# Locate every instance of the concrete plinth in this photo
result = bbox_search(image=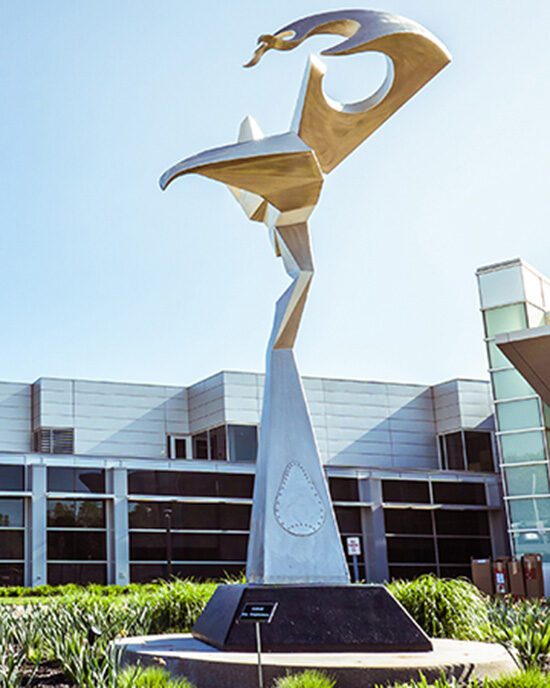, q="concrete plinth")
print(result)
[117,634,516,688]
